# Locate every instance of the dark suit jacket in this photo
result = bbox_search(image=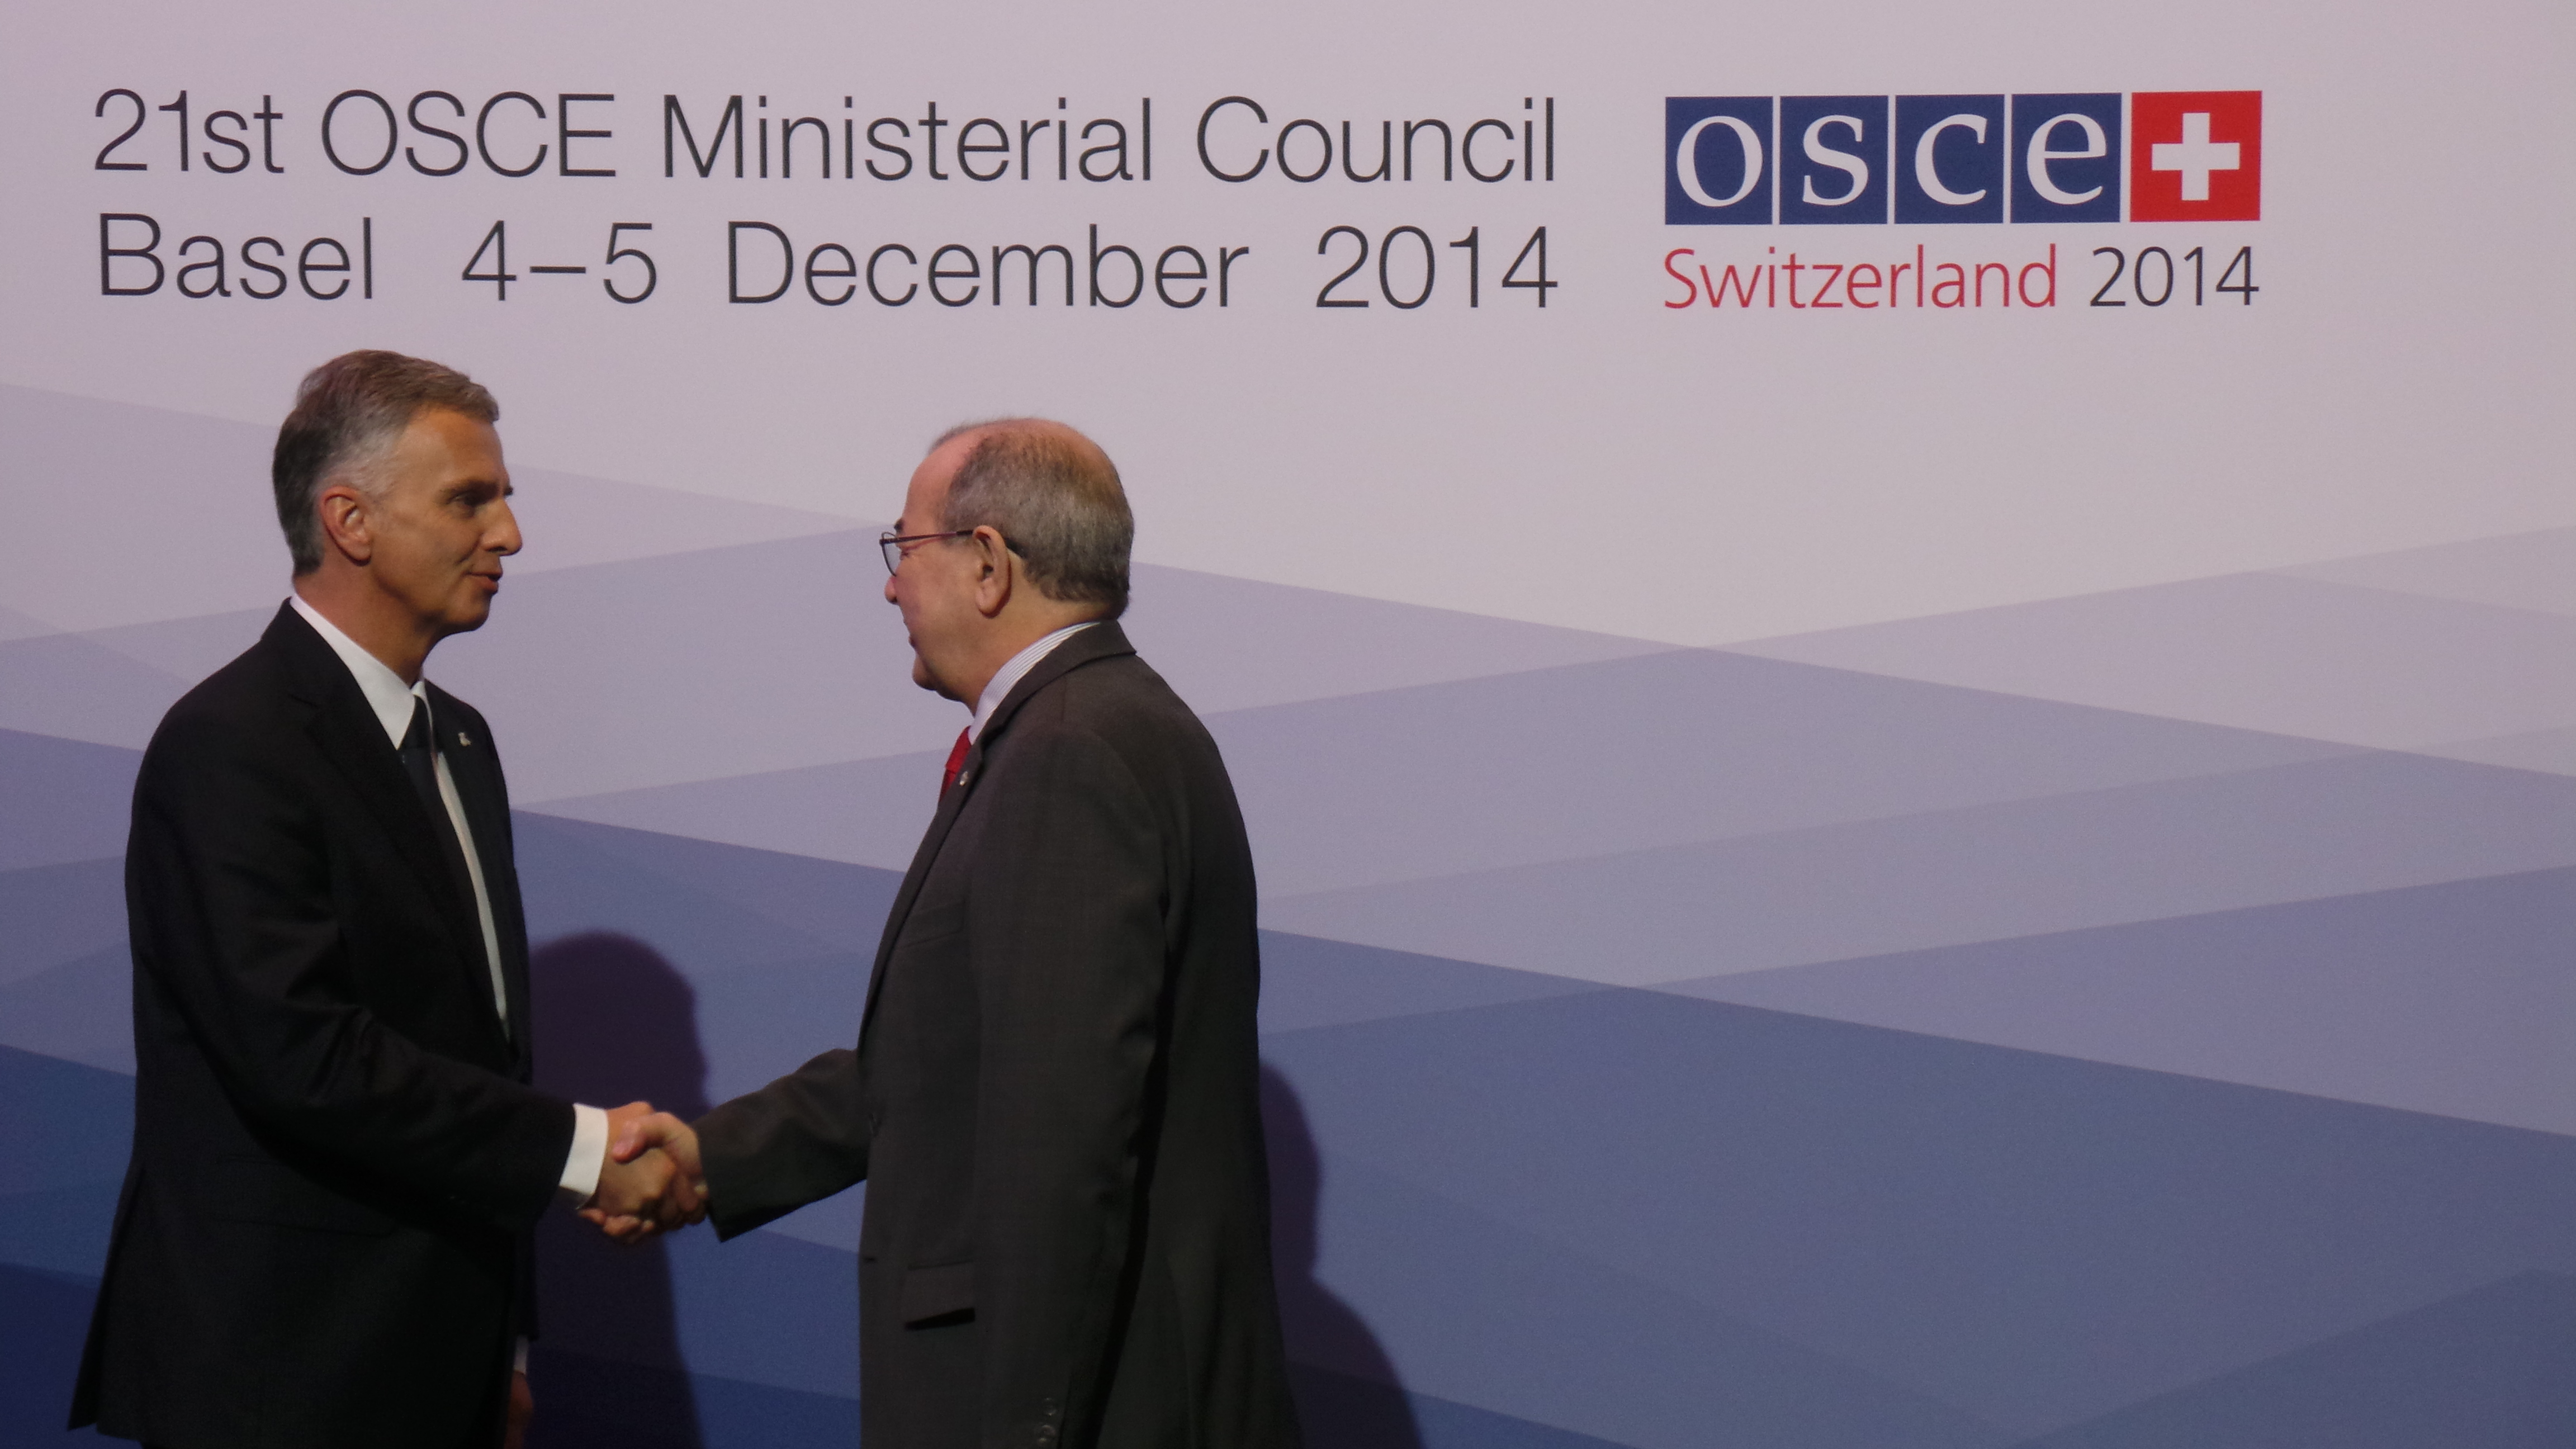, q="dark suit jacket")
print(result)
[695,623,1300,1449]
[72,602,575,1449]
